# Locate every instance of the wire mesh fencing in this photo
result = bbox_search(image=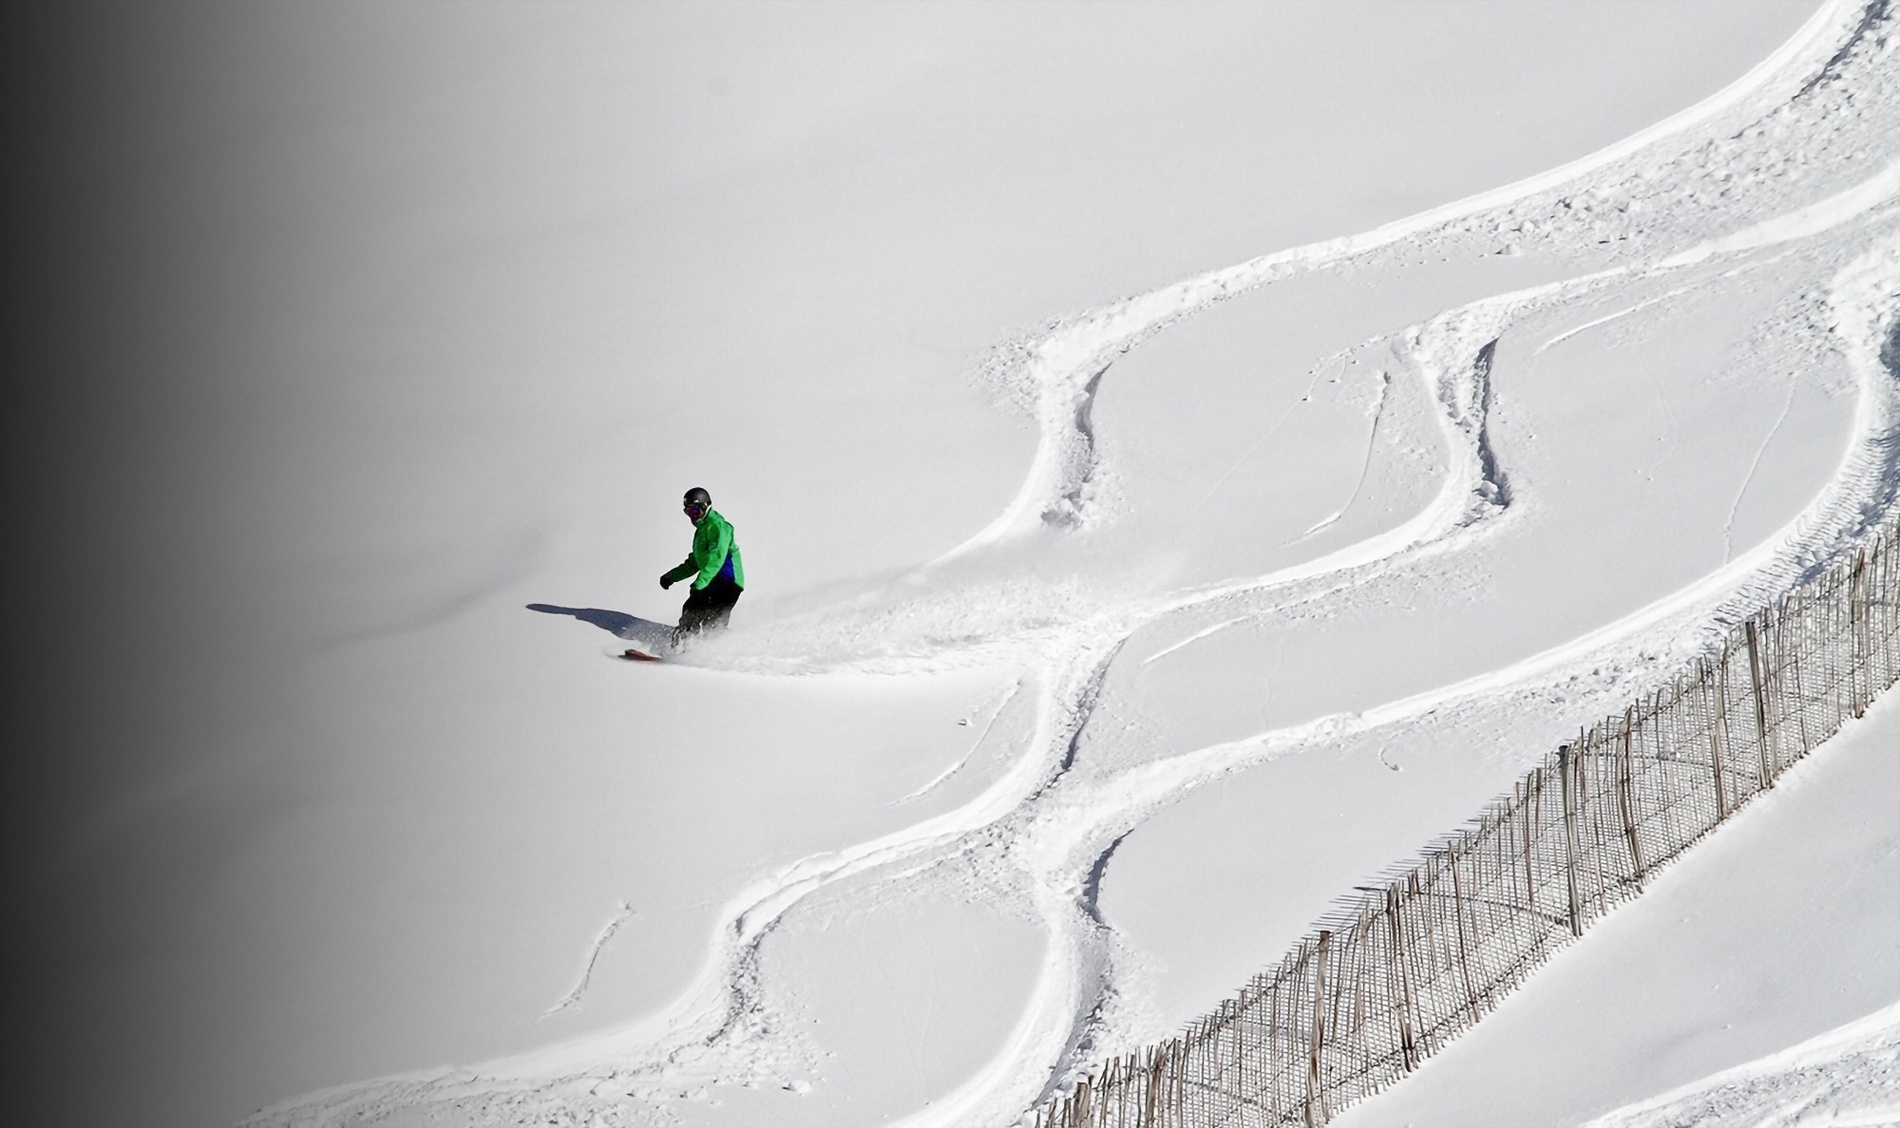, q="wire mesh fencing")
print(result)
[1031,520,1900,1128]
